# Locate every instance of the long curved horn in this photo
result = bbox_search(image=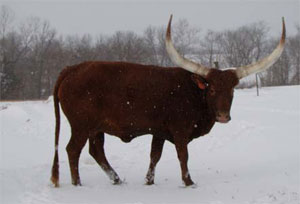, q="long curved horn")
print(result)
[235,17,286,79]
[165,15,210,77]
